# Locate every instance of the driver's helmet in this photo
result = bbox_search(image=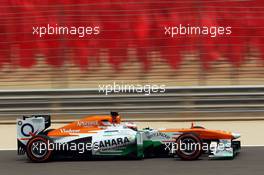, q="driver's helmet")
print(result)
[110,111,121,124]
